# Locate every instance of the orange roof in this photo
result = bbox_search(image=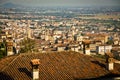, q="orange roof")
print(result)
[105,52,114,58]
[0,52,120,79]
[83,40,91,44]
[31,59,40,65]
